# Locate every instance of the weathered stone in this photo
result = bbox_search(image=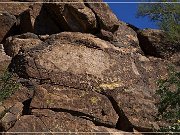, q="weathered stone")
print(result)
[0,44,11,62]
[8,115,49,133]
[84,0,119,32]
[38,34,49,41]
[168,53,180,68]
[98,21,140,53]
[0,102,23,131]
[19,4,61,35]
[0,0,177,133]
[113,22,140,49]
[0,3,31,16]
[9,102,23,114]
[43,1,139,52]
[44,1,97,33]
[7,109,128,134]
[0,112,17,131]
[31,84,119,127]
[137,29,179,58]
[0,106,5,115]
[30,109,126,134]
[9,32,170,131]
[4,33,42,57]
[0,12,17,43]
